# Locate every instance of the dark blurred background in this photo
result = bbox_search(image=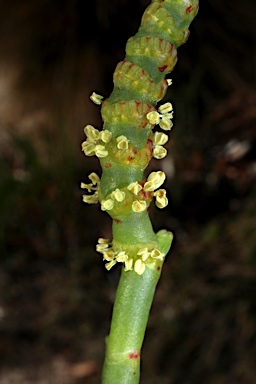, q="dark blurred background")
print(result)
[0,0,256,383]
